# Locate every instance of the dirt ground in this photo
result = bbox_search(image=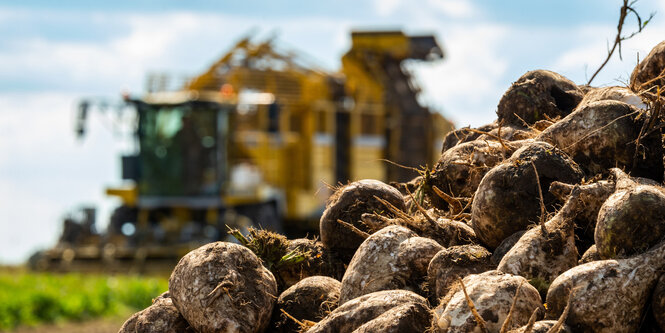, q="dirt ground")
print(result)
[7,317,125,333]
